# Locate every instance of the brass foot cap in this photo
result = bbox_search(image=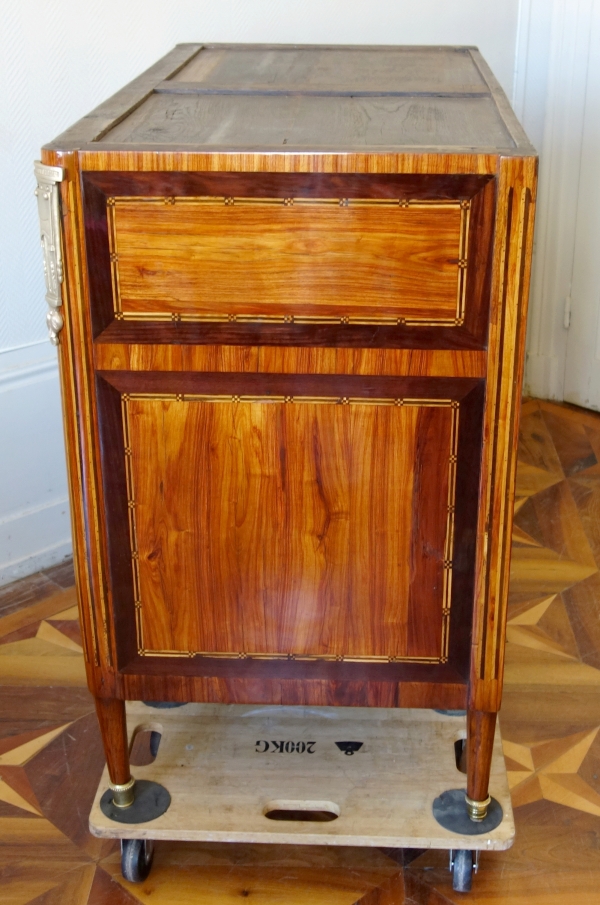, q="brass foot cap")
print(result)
[110,777,135,809]
[465,793,491,822]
